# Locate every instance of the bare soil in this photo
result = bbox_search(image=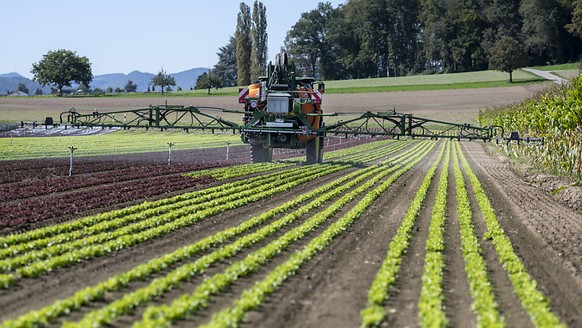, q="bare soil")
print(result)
[0,85,547,124]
